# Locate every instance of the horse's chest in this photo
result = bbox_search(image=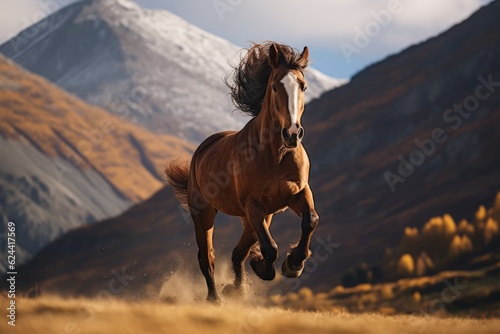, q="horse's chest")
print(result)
[253,179,301,215]
[241,152,309,212]
[257,170,305,203]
